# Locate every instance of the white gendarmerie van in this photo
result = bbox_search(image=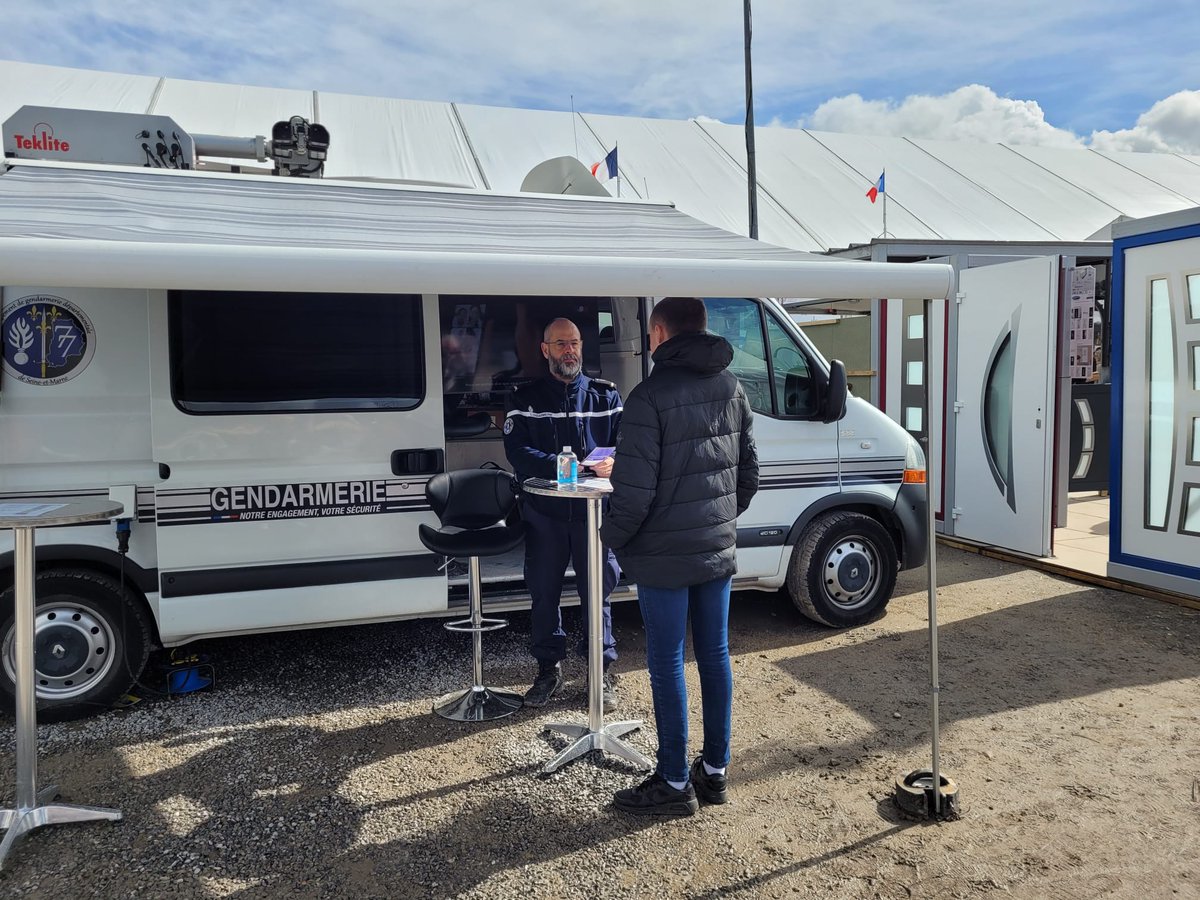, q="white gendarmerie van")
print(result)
[0,111,951,720]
